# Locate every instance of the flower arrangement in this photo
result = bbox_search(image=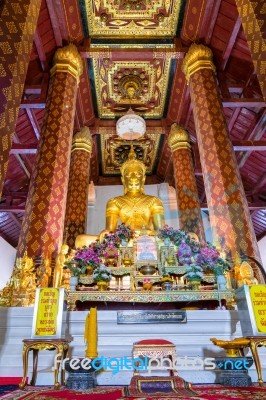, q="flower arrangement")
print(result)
[102,232,121,249]
[183,263,204,282]
[64,246,101,277]
[92,265,112,282]
[115,223,134,241]
[158,225,186,245]
[158,225,231,276]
